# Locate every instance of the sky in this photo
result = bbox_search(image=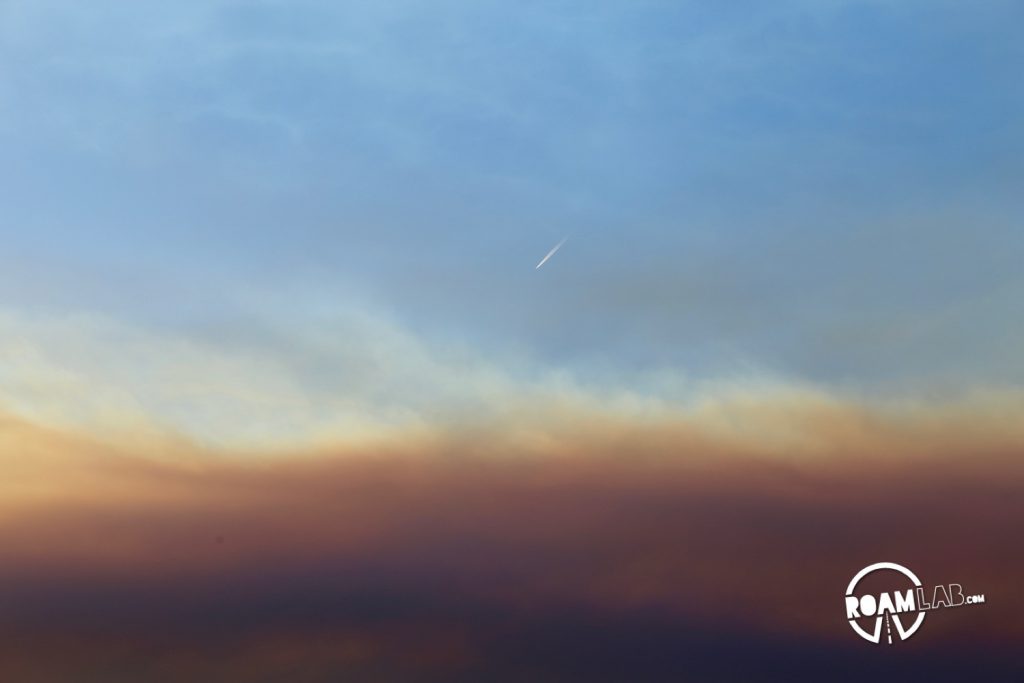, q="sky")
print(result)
[1,1,1023,680]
